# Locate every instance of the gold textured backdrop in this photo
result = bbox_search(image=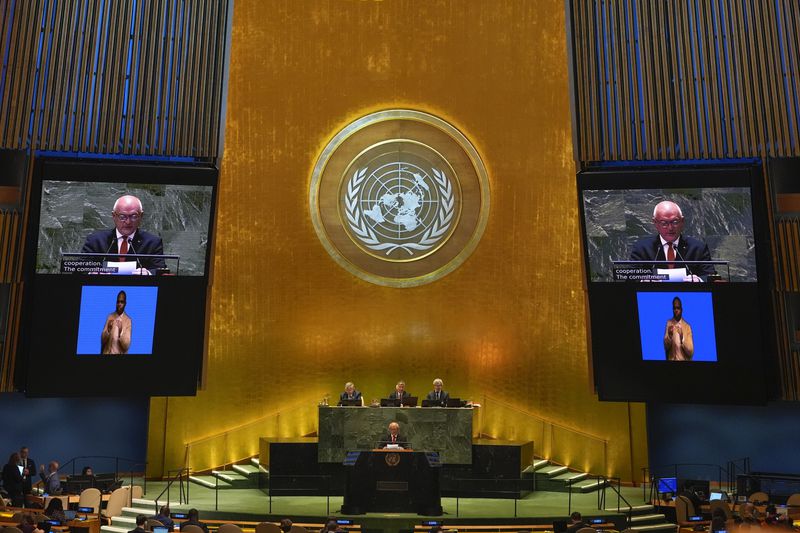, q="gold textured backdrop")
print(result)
[147,0,648,481]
